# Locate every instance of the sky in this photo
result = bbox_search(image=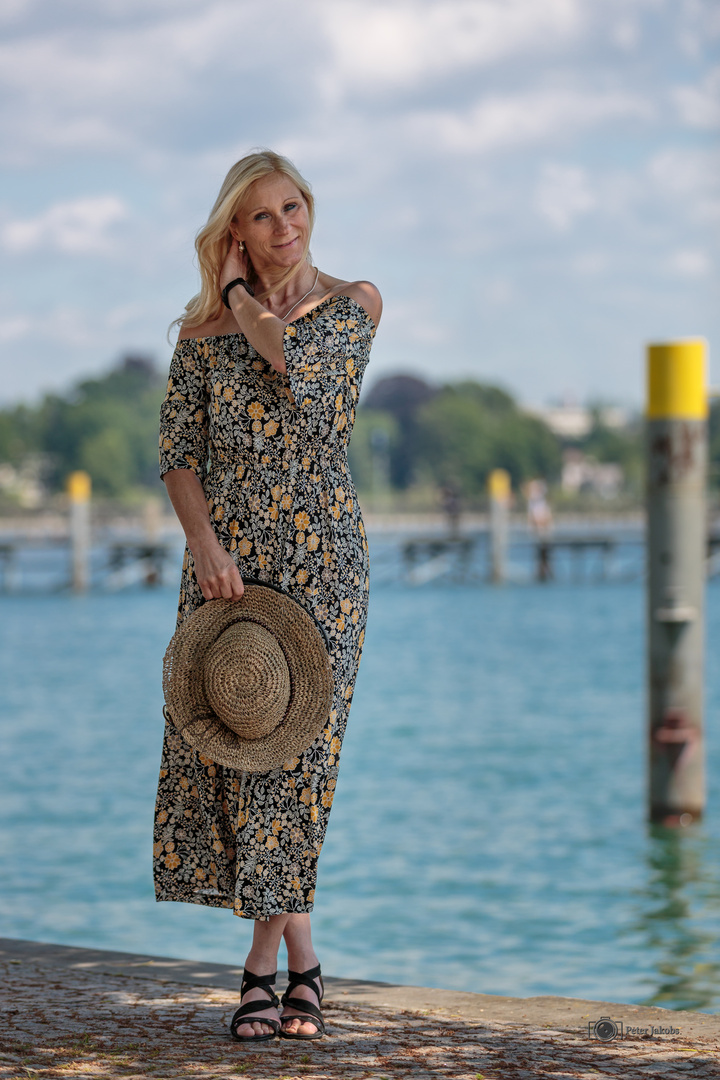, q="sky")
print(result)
[0,0,718,409]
